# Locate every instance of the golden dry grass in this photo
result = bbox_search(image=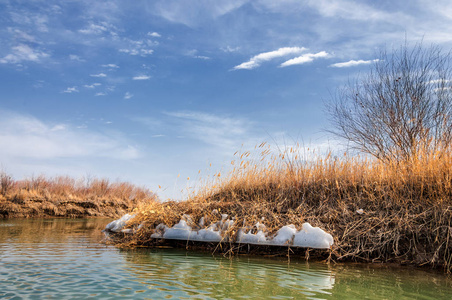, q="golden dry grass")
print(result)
[0,174,157,218]
[118,143,452,273]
